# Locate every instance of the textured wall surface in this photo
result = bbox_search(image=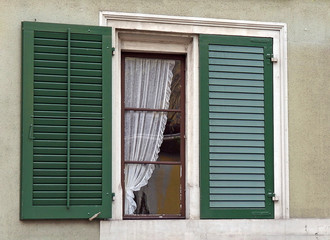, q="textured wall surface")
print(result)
[0,0,329,239]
